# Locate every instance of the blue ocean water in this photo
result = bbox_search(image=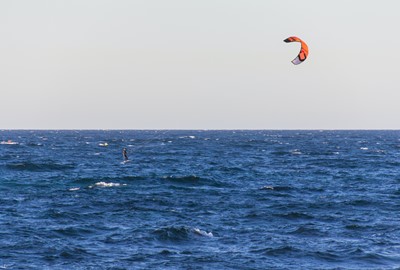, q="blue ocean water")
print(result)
[1,130,399,270]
